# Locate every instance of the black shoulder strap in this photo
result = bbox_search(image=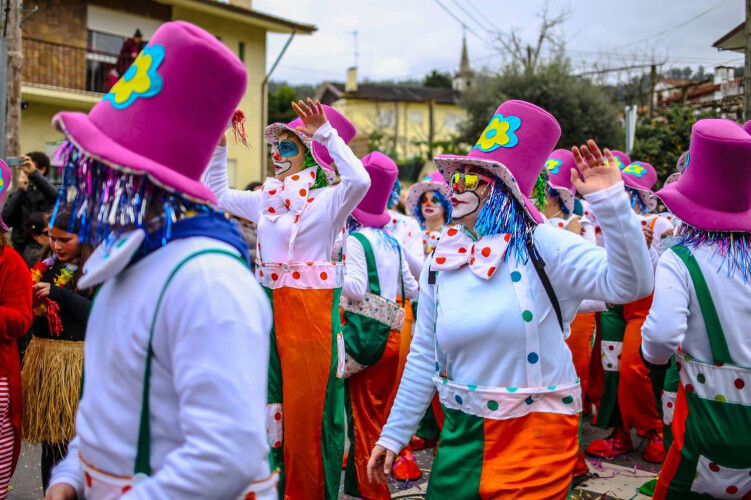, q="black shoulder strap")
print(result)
[526,234,564,332]
[428,249,438,284]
